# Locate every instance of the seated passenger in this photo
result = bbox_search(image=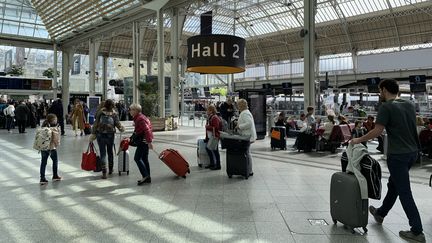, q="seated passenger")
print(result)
[364,115,375,133]
[274,111,286,127]
[352,120,367,147]
[296,113,307,130]
[416,116,425,135]
[322,115,335,141]
[337,115,349,126]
